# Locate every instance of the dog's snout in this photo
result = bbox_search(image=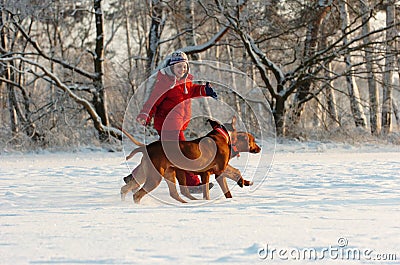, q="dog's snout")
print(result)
[251,146,261,153]
[250,143,261,153]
